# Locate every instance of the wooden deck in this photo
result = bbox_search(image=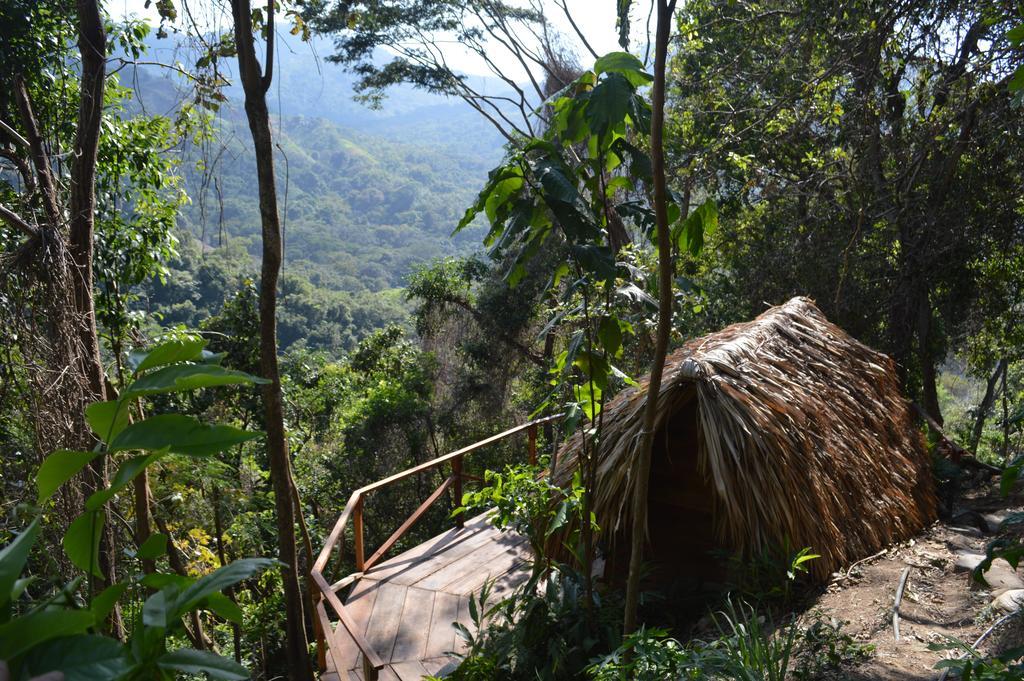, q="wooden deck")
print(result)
[322,513,532,680]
